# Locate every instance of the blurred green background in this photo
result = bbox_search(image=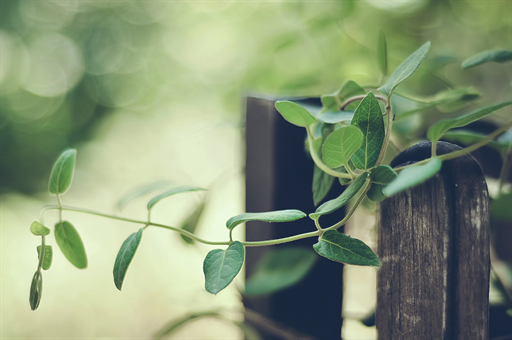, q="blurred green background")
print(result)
[1,0,510,339]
